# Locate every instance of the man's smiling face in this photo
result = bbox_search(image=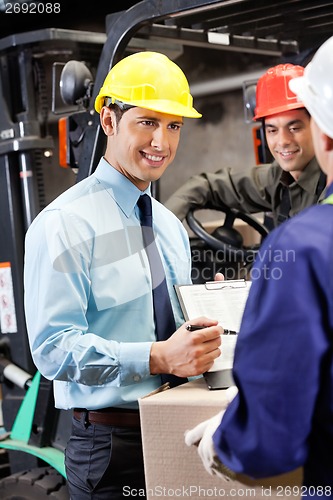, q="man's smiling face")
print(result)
[104,106,183,191]
[264,108,315,180]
